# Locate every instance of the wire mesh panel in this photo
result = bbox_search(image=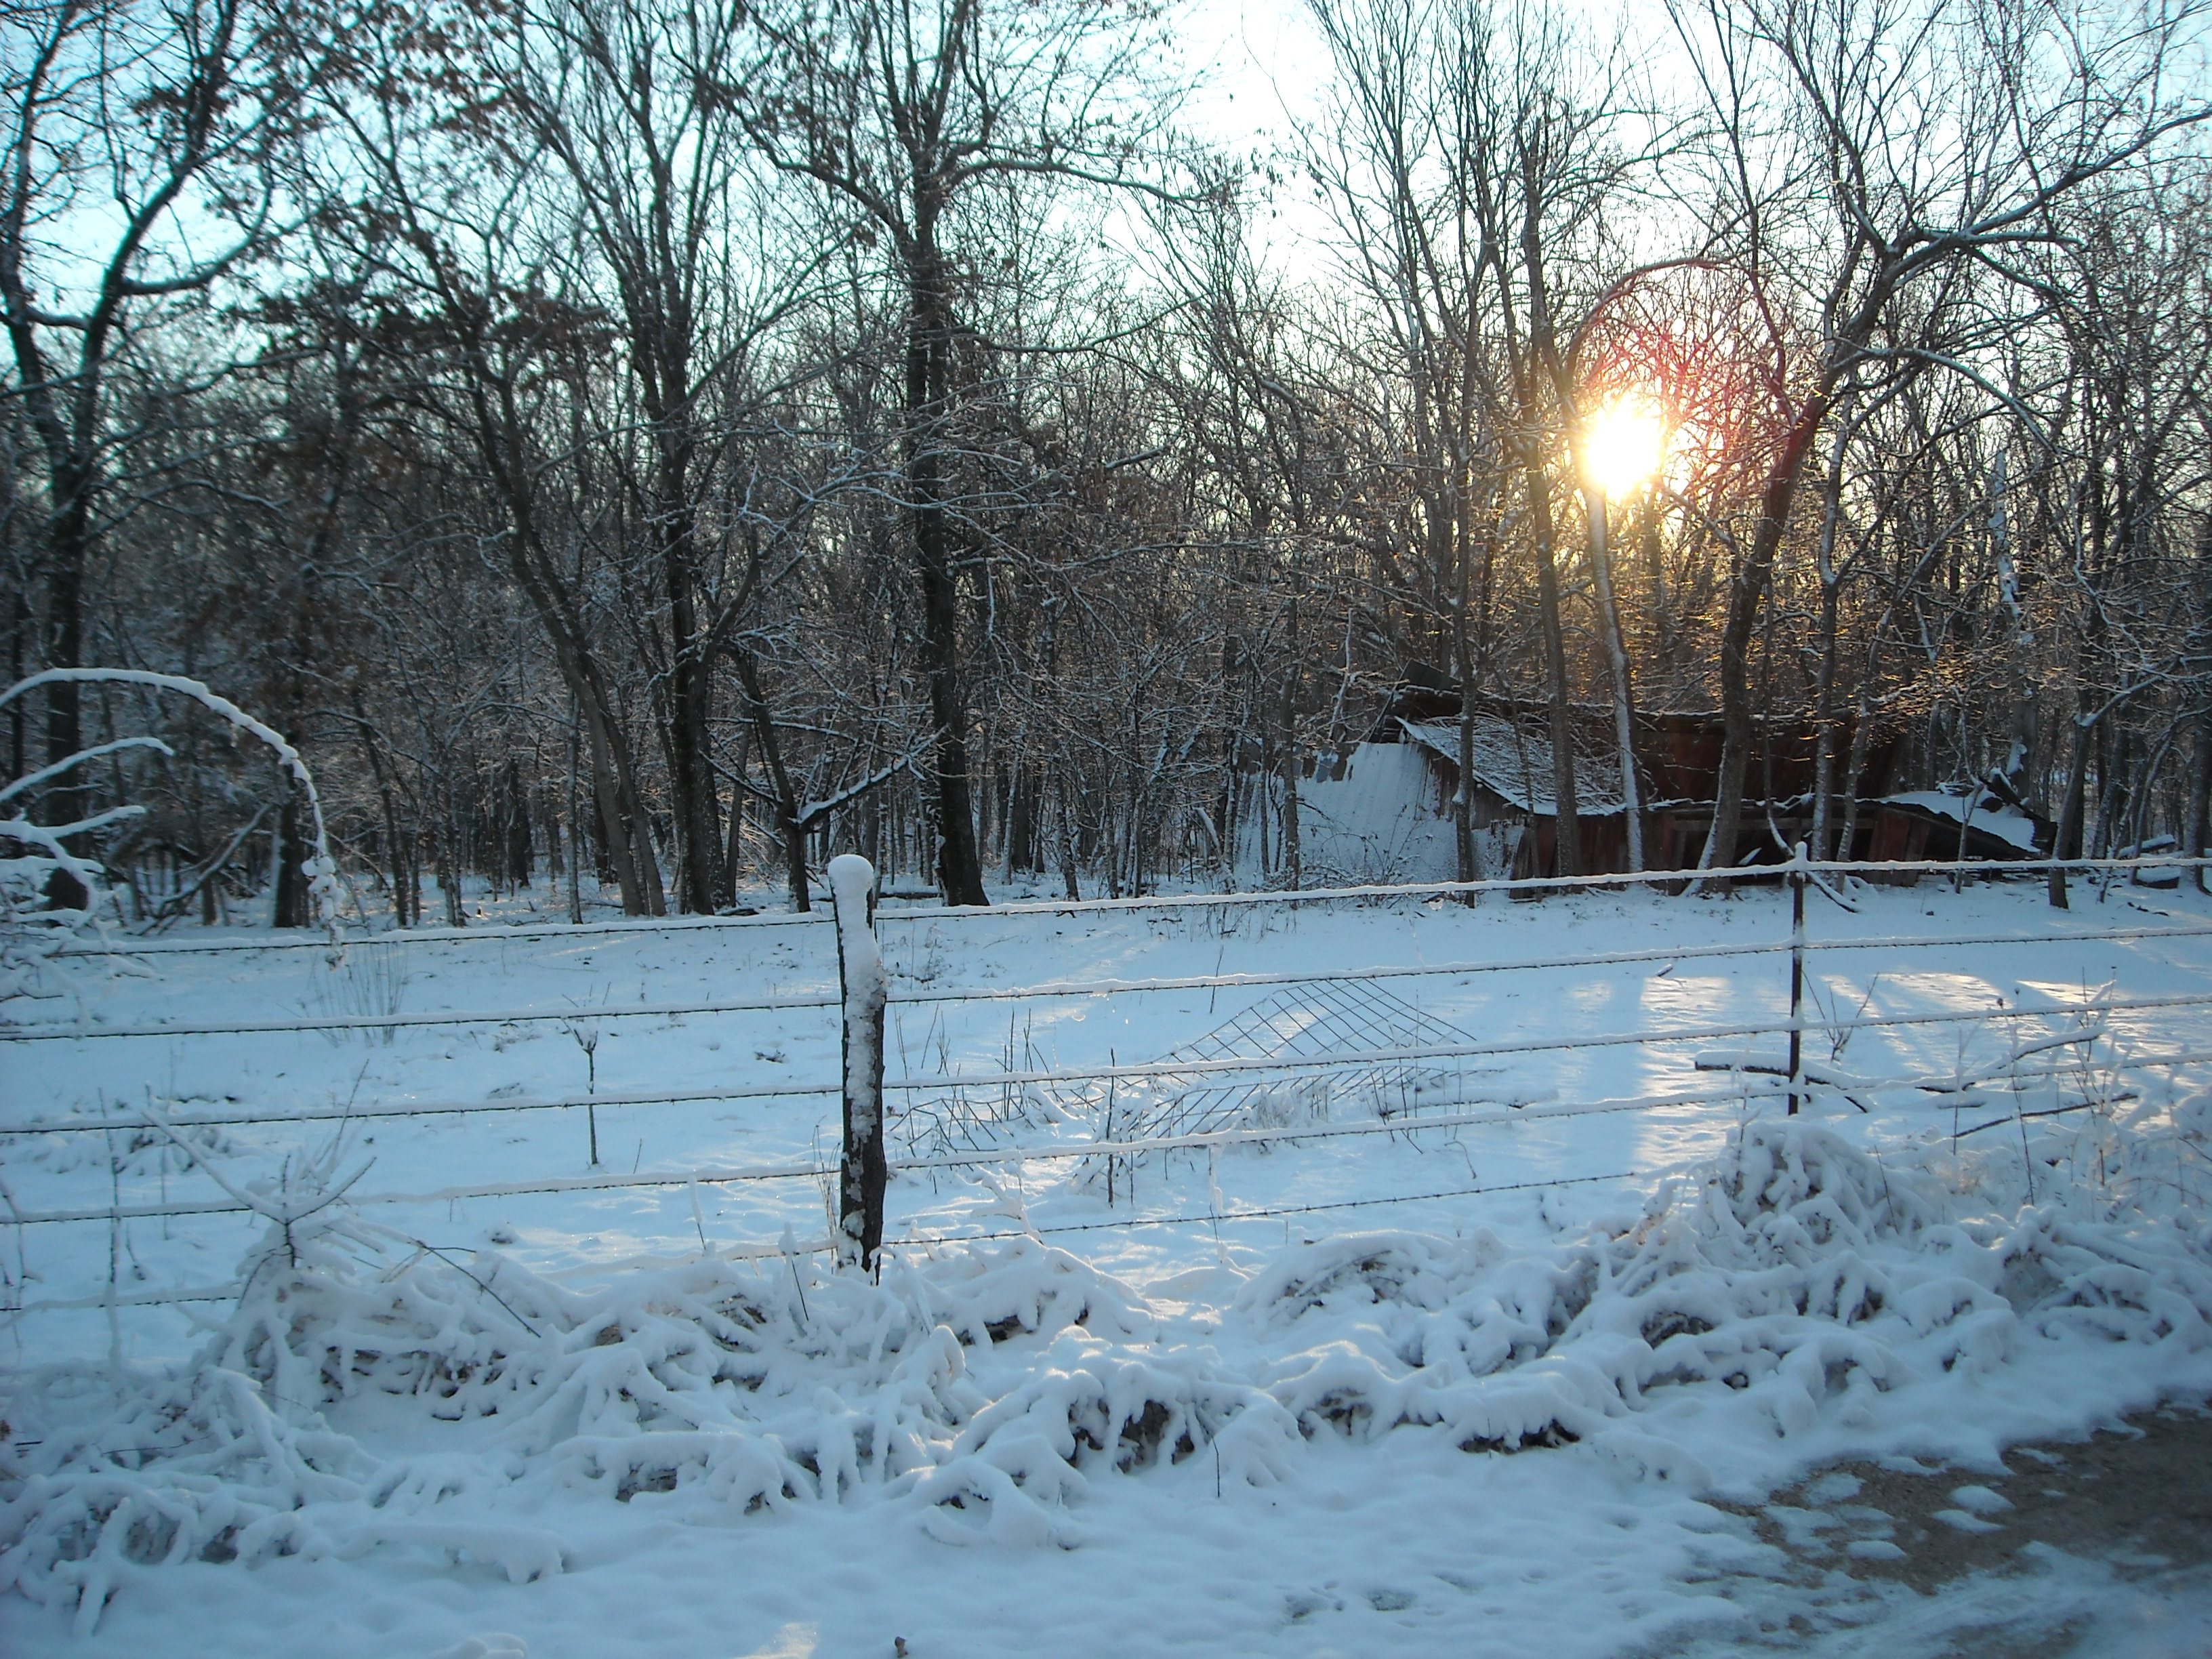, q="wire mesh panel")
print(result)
[1084,980,1489,1162]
